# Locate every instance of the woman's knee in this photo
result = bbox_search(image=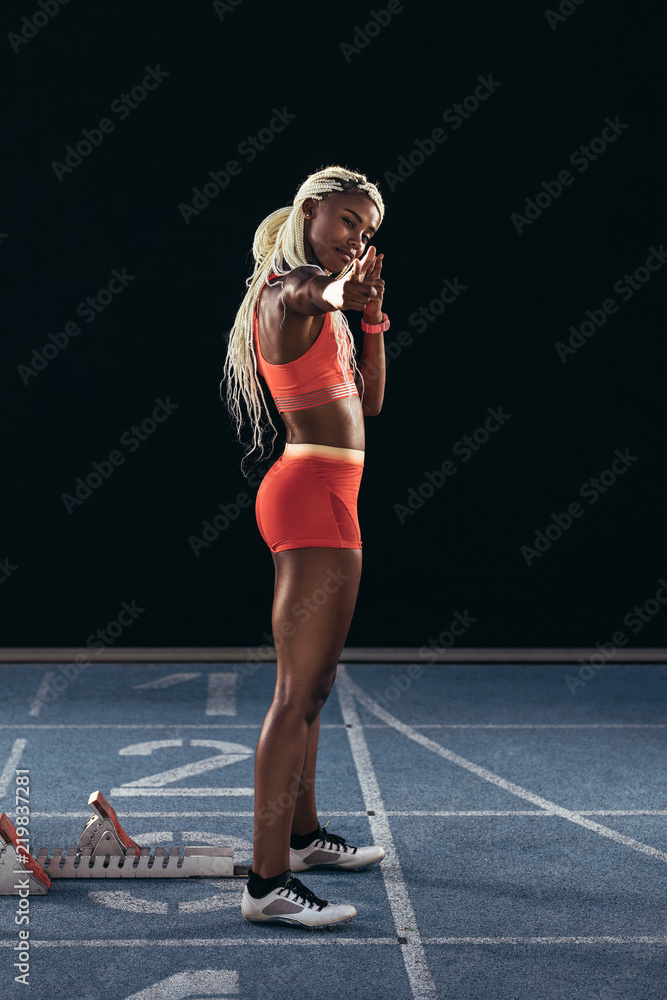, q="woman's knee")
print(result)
[273,675,336,725]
